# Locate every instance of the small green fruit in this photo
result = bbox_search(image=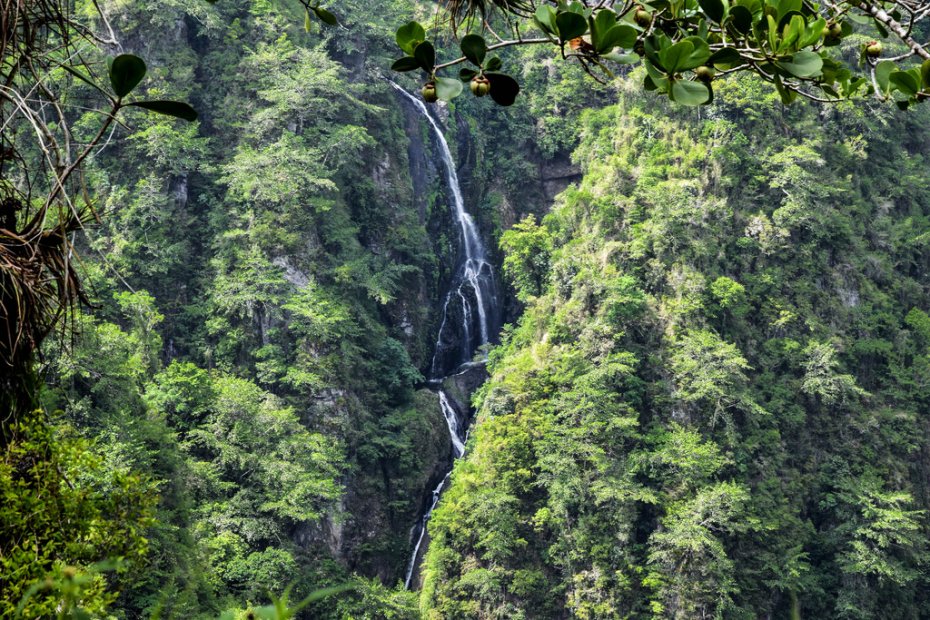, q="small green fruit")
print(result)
[422,81,438,103]
[634,9,651,27]
[866,40,882,57]
[695,65,716,82]
[470,75,491,97]
[829,22,843,38]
